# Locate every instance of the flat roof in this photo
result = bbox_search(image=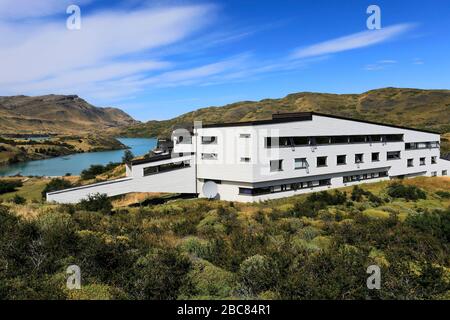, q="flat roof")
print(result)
[200,111,439,134]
